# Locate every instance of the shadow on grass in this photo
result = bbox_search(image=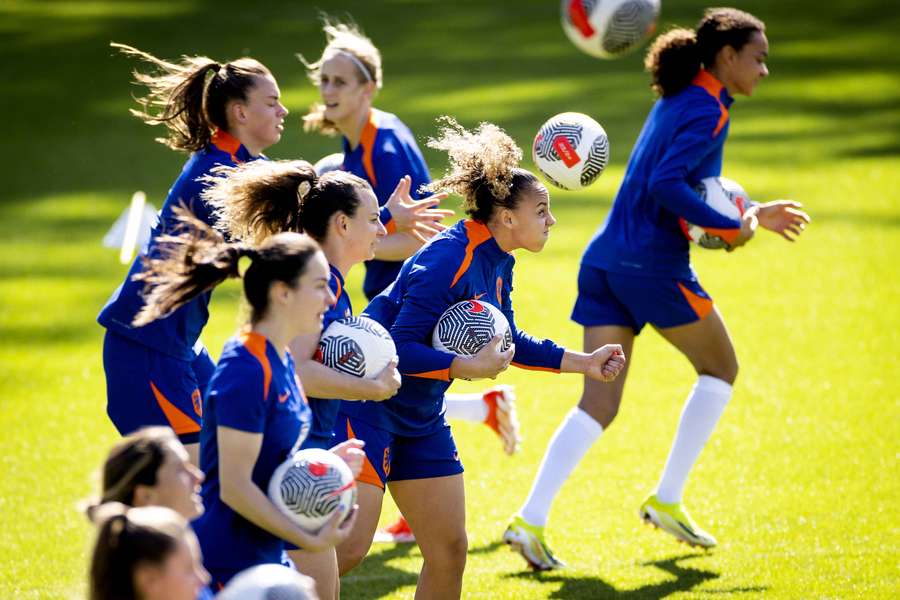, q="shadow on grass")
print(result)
[338,542,418,599]
[503,552,768,599]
